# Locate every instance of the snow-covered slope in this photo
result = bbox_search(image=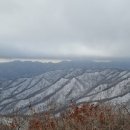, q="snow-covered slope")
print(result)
[0,68,130,114]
